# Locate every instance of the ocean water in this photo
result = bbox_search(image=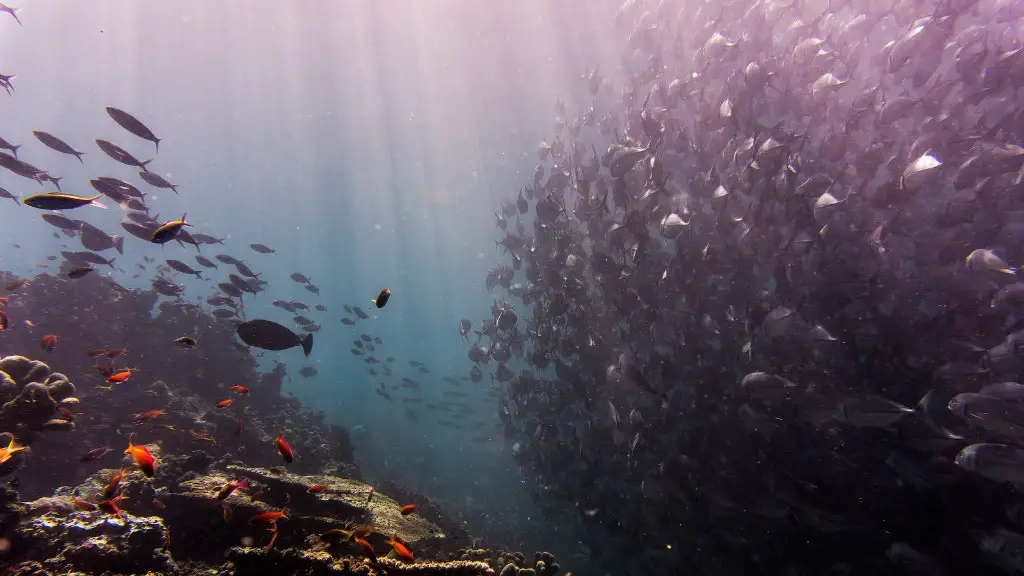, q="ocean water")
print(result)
[0,1,625,572]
